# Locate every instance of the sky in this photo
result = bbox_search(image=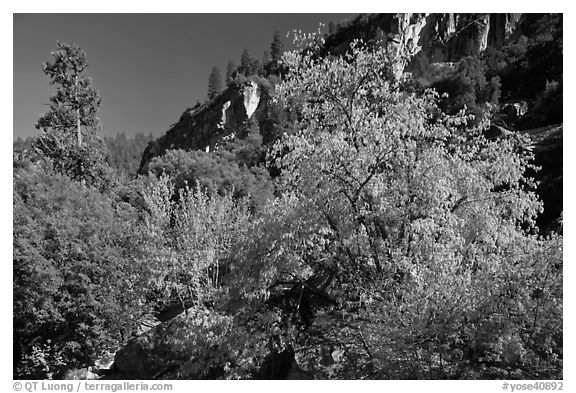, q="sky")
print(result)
[13,13,357,139]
